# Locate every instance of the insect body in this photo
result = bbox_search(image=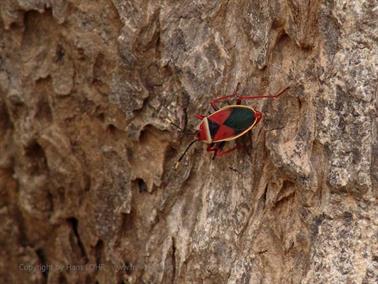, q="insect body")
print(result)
[196,105,262,144]
[175,84,290,168]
